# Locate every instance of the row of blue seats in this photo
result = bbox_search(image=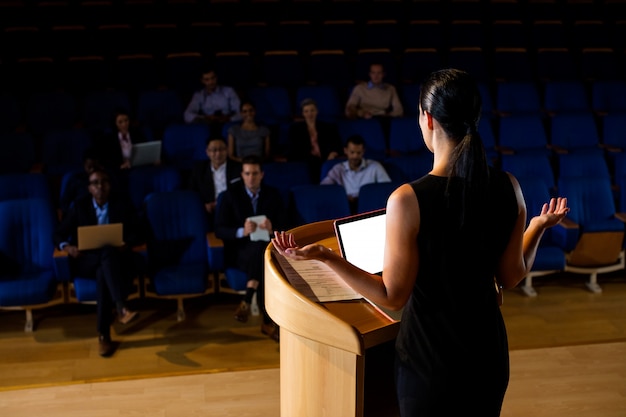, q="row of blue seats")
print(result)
[3,154,625,332]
